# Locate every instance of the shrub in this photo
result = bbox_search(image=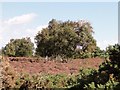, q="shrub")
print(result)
[2,37,34,57]
[70,44,120,89]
